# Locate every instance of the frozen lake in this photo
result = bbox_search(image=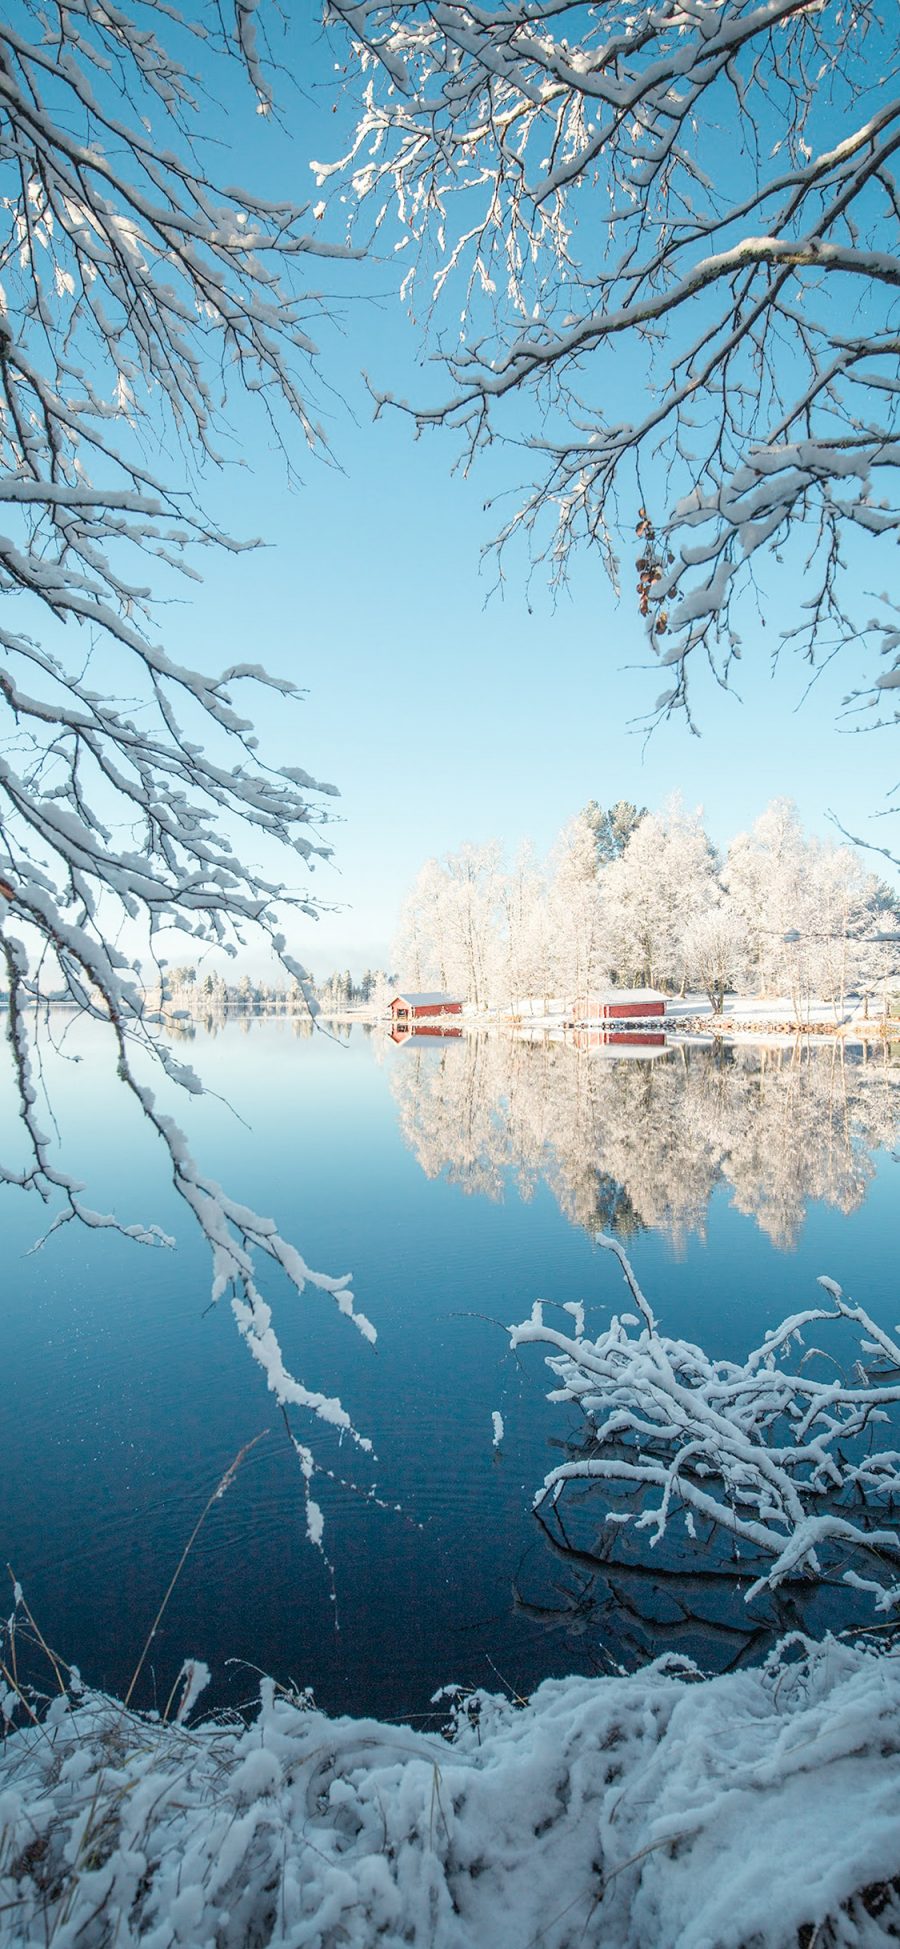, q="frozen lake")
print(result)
[4,1018,899,1722]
